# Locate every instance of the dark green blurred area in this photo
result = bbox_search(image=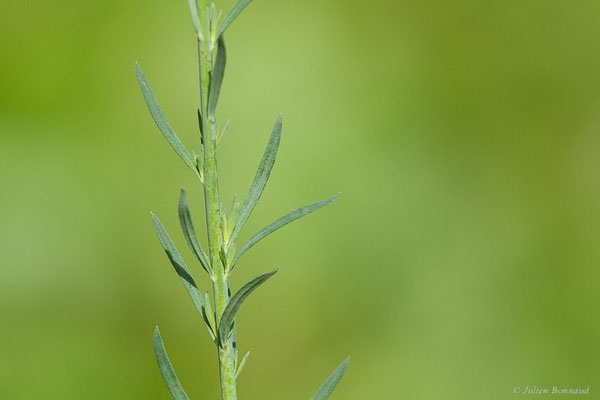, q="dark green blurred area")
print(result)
[2,0,600,398]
